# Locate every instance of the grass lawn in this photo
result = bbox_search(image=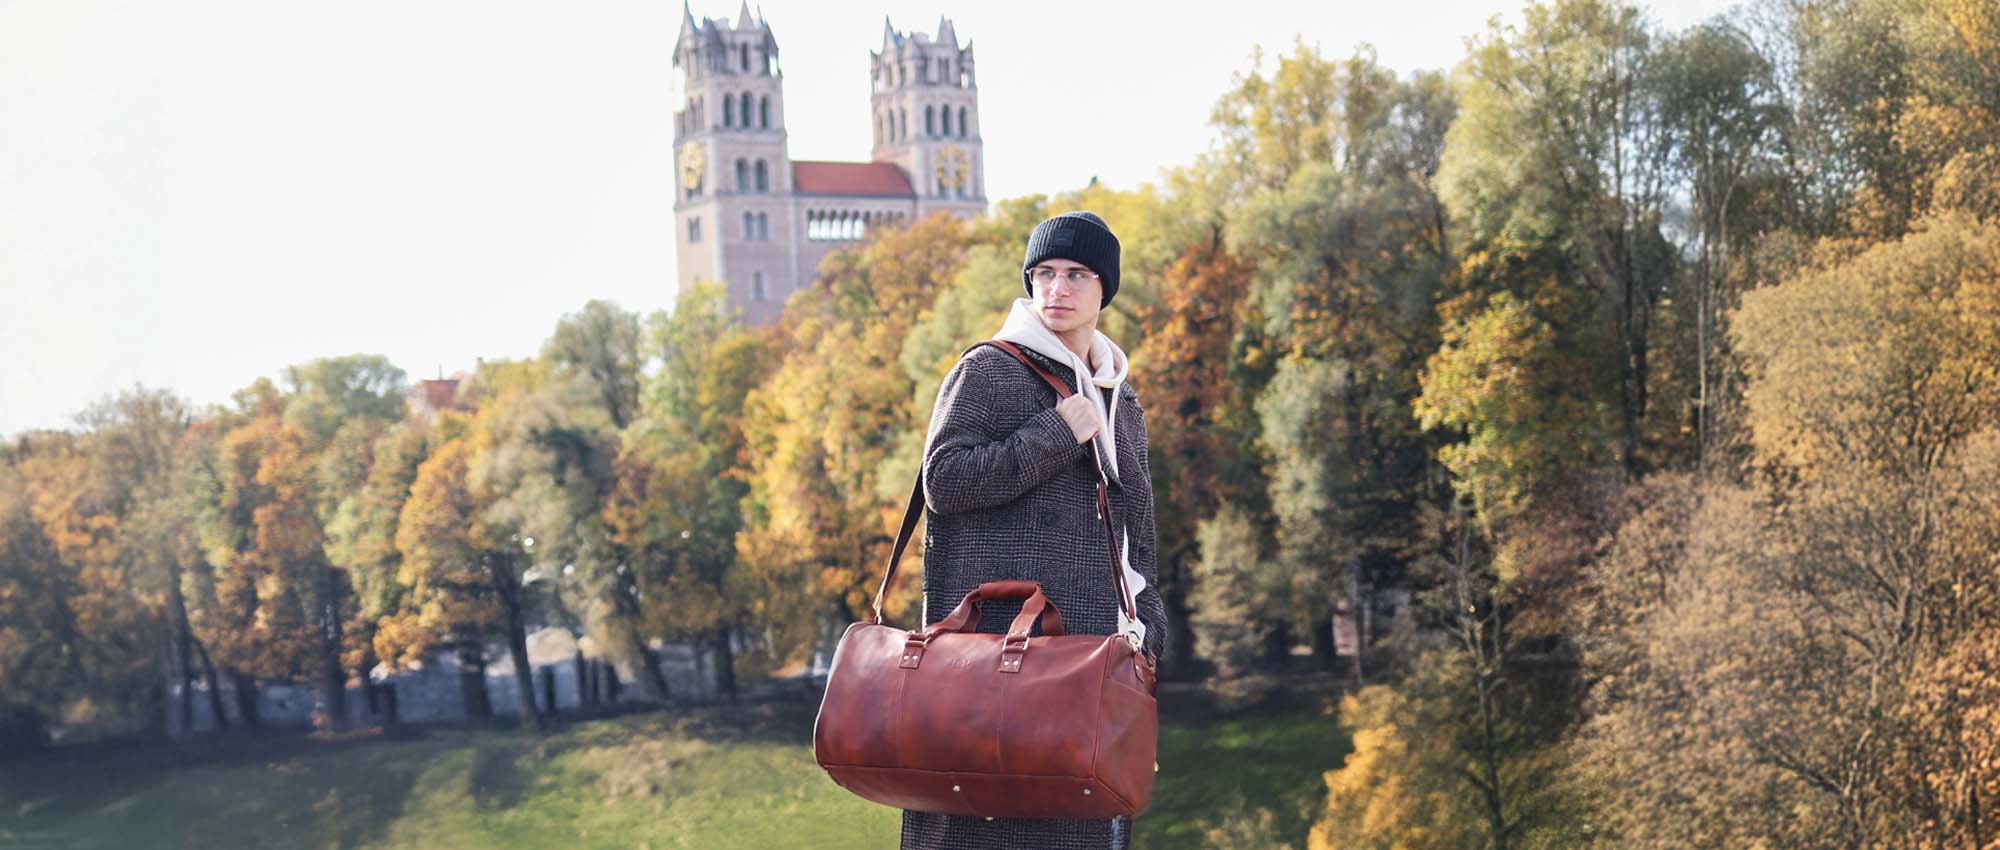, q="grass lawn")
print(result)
[0,677,1350,850]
